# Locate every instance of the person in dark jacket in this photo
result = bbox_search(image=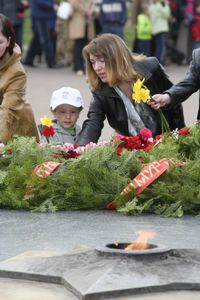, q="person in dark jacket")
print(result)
[0,0,29,50]
[99,0,127,38]
[149,48,200,120]
[76,33,185,146]
[23,0,56,68]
